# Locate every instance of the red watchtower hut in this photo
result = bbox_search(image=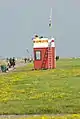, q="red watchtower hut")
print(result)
[33,35,56,70]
